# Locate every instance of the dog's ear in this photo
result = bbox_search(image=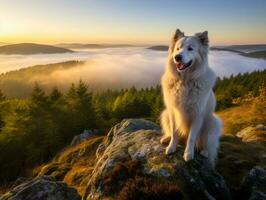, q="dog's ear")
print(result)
[172,29,185,42]
[169,29,184,52]
[195,31,209,46]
